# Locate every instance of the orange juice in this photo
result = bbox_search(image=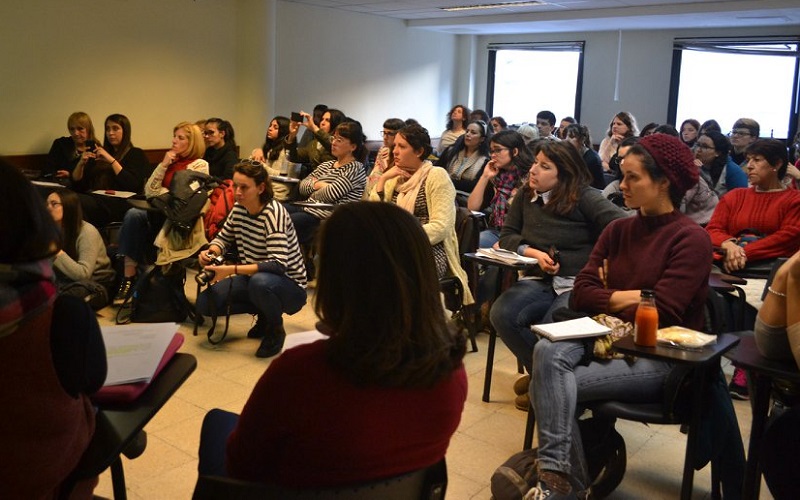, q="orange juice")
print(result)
[634,290,658,347]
